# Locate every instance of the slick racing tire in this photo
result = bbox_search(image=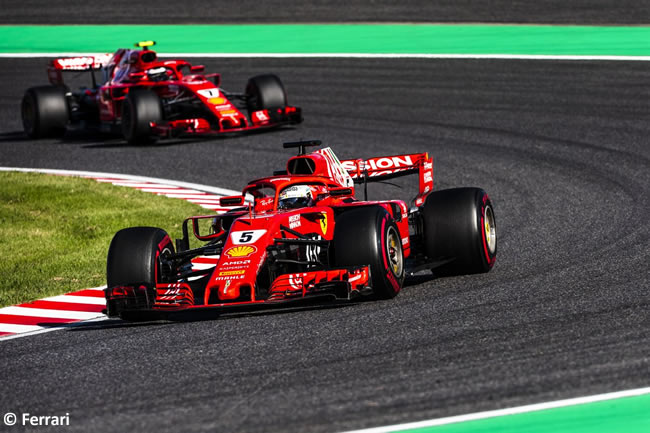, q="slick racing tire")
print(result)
[245,74,288,114]
[21,86,69,138]
[121,88,163,145]
[422,188,497,276]
[107,226,174,287]
[332,206,405,299]
[106,227,174,320]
